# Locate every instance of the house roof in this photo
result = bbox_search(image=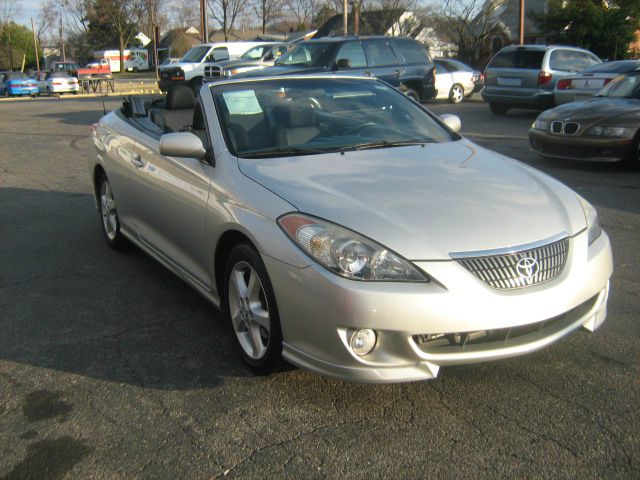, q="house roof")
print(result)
[314,9,422,38]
